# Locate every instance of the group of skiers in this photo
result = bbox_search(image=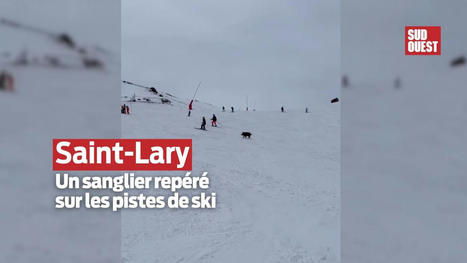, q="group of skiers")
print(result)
[200,114,217,130]
[193,103,313,130]
[121,104,130,115]
[197,106,313,129]
[221,106,235,113]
